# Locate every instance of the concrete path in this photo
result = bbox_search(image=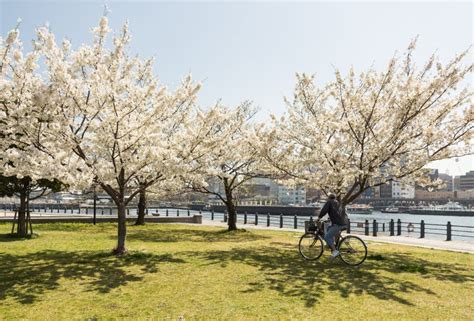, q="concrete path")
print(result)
[356,234,474,253]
